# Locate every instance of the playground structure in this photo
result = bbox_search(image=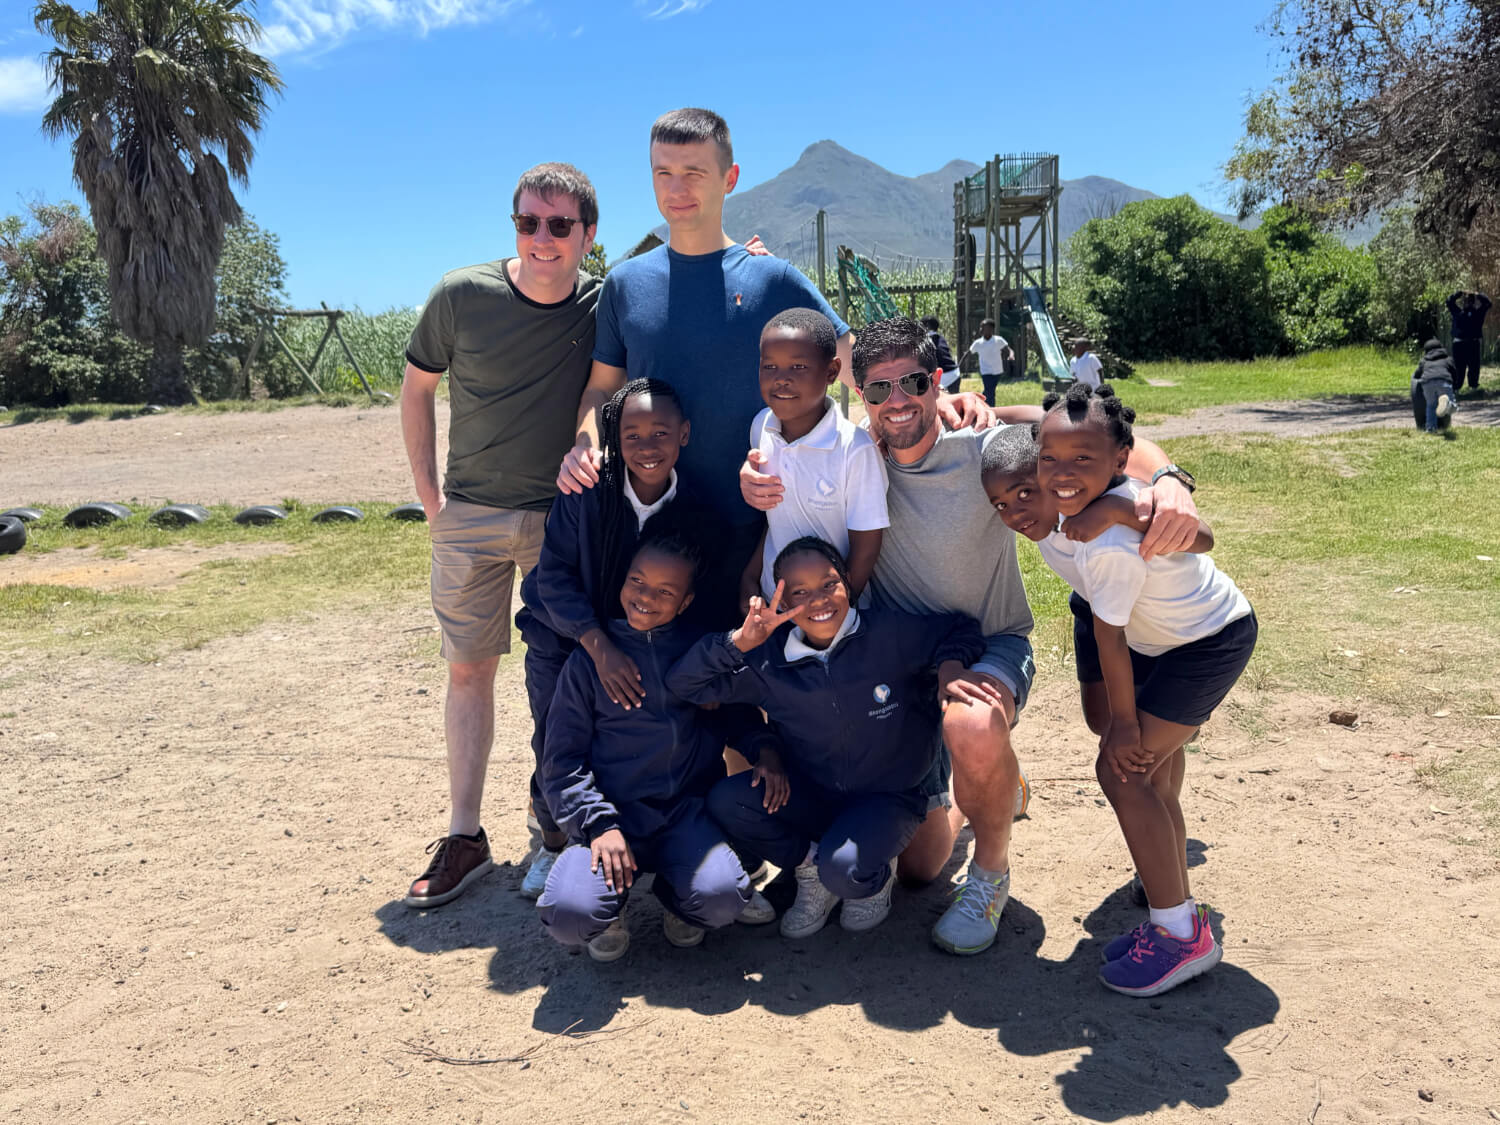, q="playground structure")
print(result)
[239,303,392,404]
